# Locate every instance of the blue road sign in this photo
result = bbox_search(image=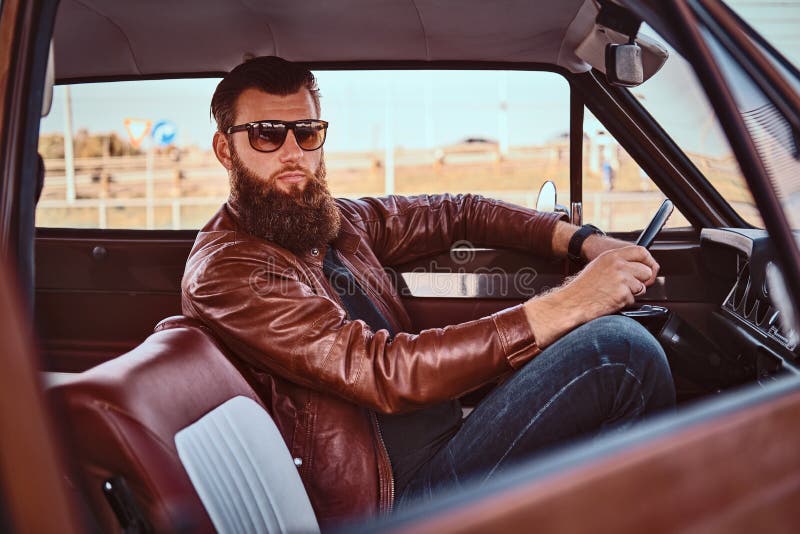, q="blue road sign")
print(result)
[151,120,177,146]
